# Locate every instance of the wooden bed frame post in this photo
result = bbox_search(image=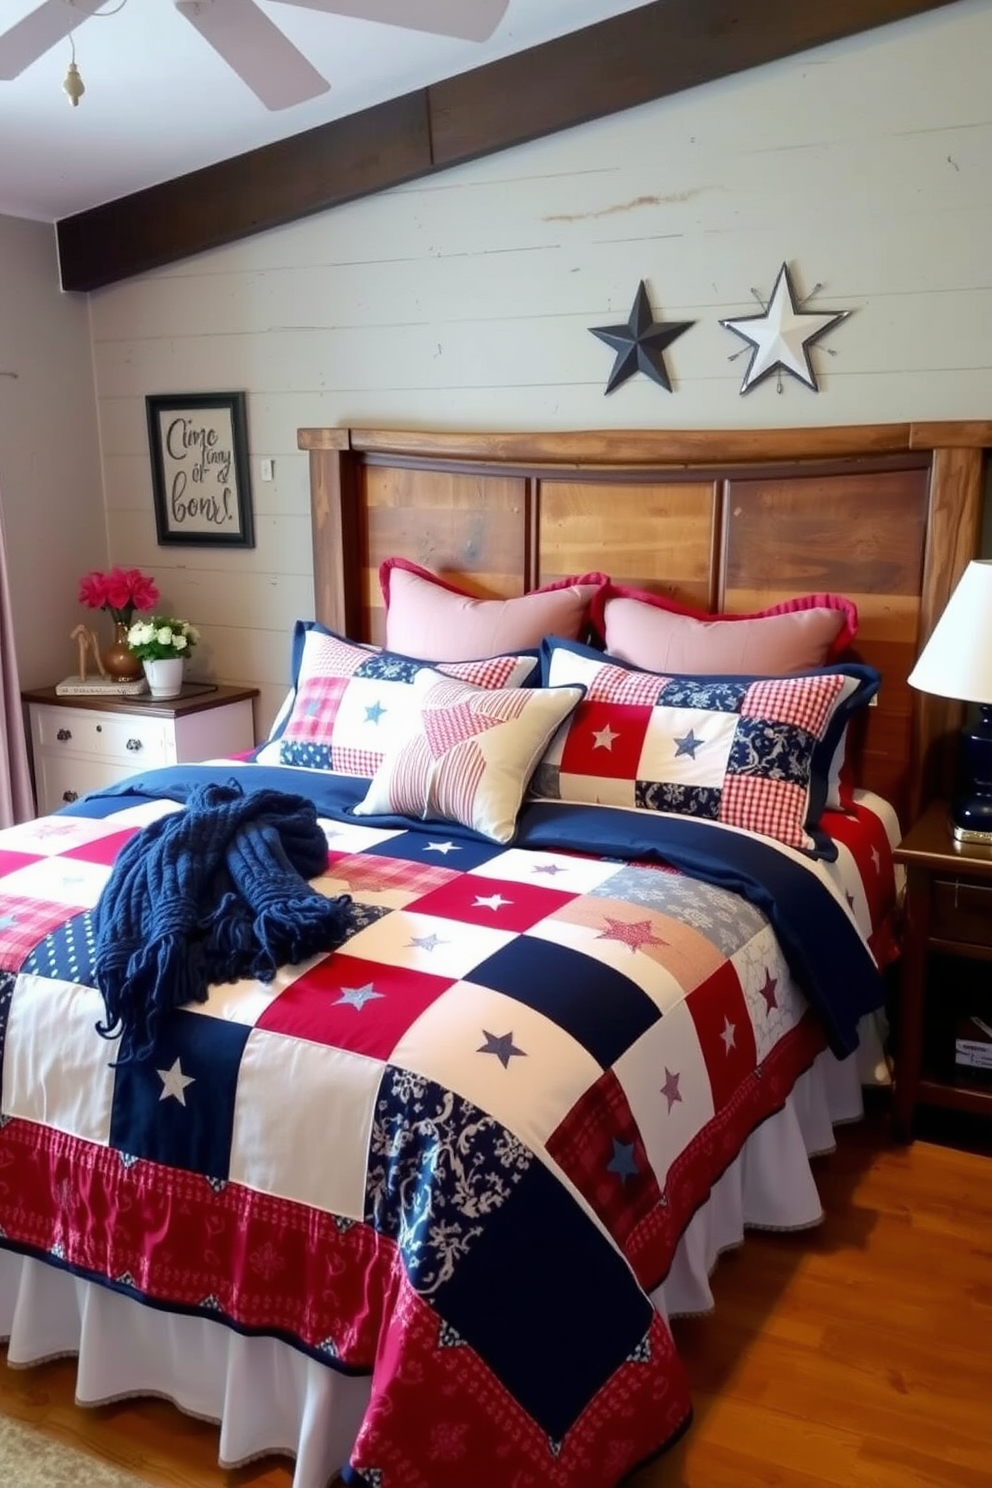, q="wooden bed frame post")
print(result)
[909,437,986,822]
